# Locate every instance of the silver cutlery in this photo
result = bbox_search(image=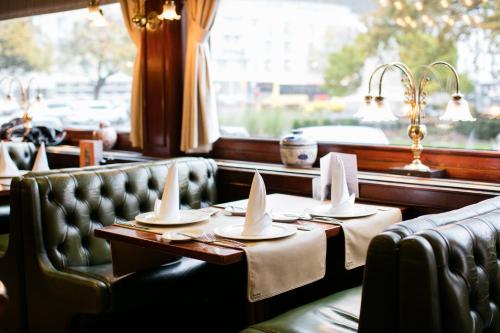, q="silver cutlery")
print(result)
[298,216,344,224]
[176,232,246,250]
[115,221,153,231]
